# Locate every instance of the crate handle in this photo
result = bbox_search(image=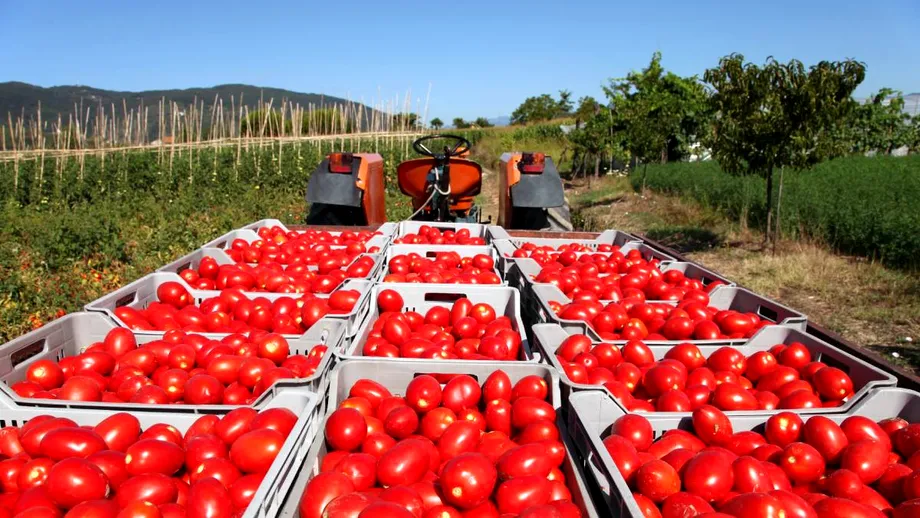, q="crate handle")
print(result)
[757,305,779,323]
[213,240,228,249]
[115,292,138,308]
[11,338,47,367]
[424,293,467,303]
[175,261,192,272]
